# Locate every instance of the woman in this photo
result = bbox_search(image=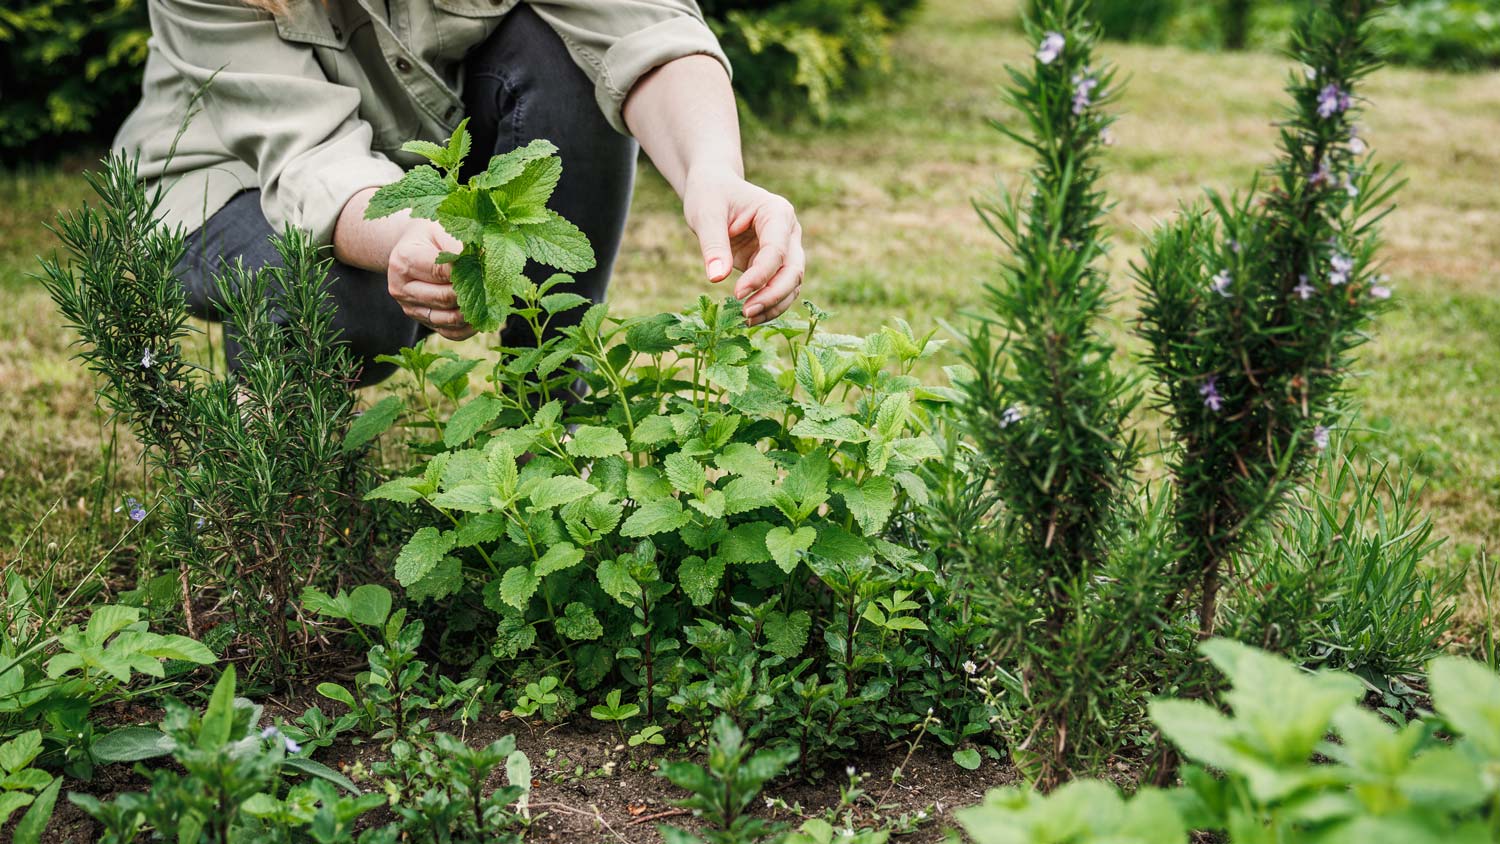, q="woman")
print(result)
[115,0,805,385]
